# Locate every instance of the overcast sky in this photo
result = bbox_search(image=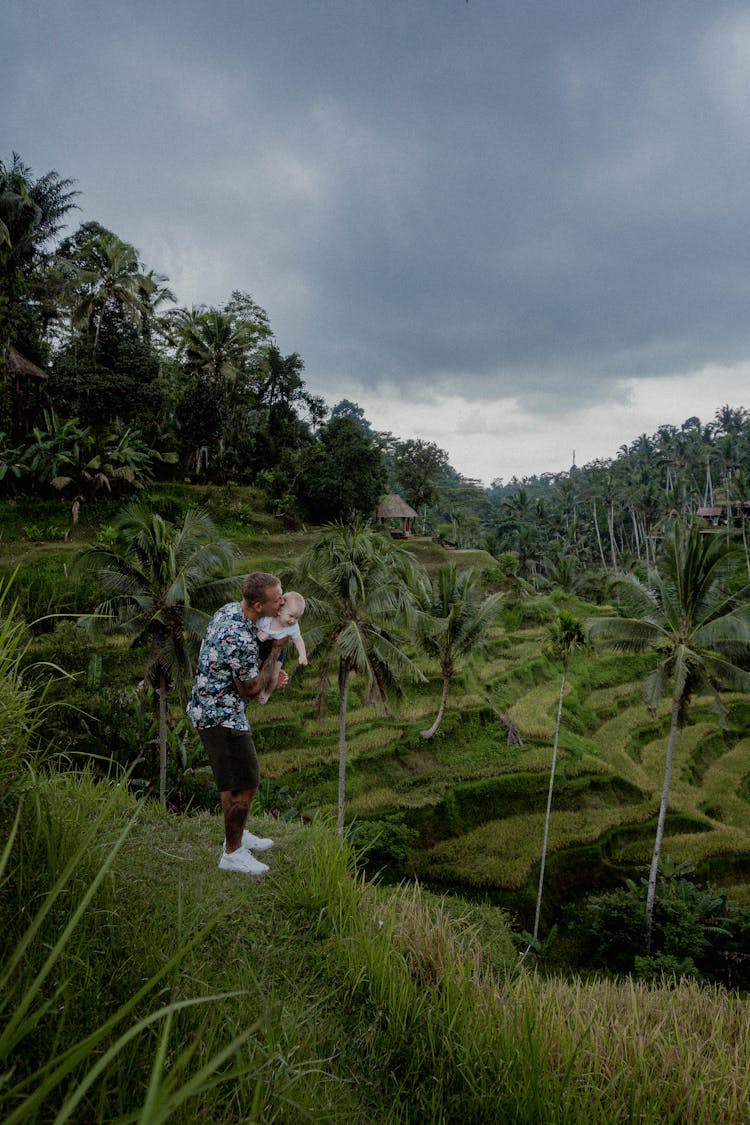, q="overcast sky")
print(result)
[5,1,750,484]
